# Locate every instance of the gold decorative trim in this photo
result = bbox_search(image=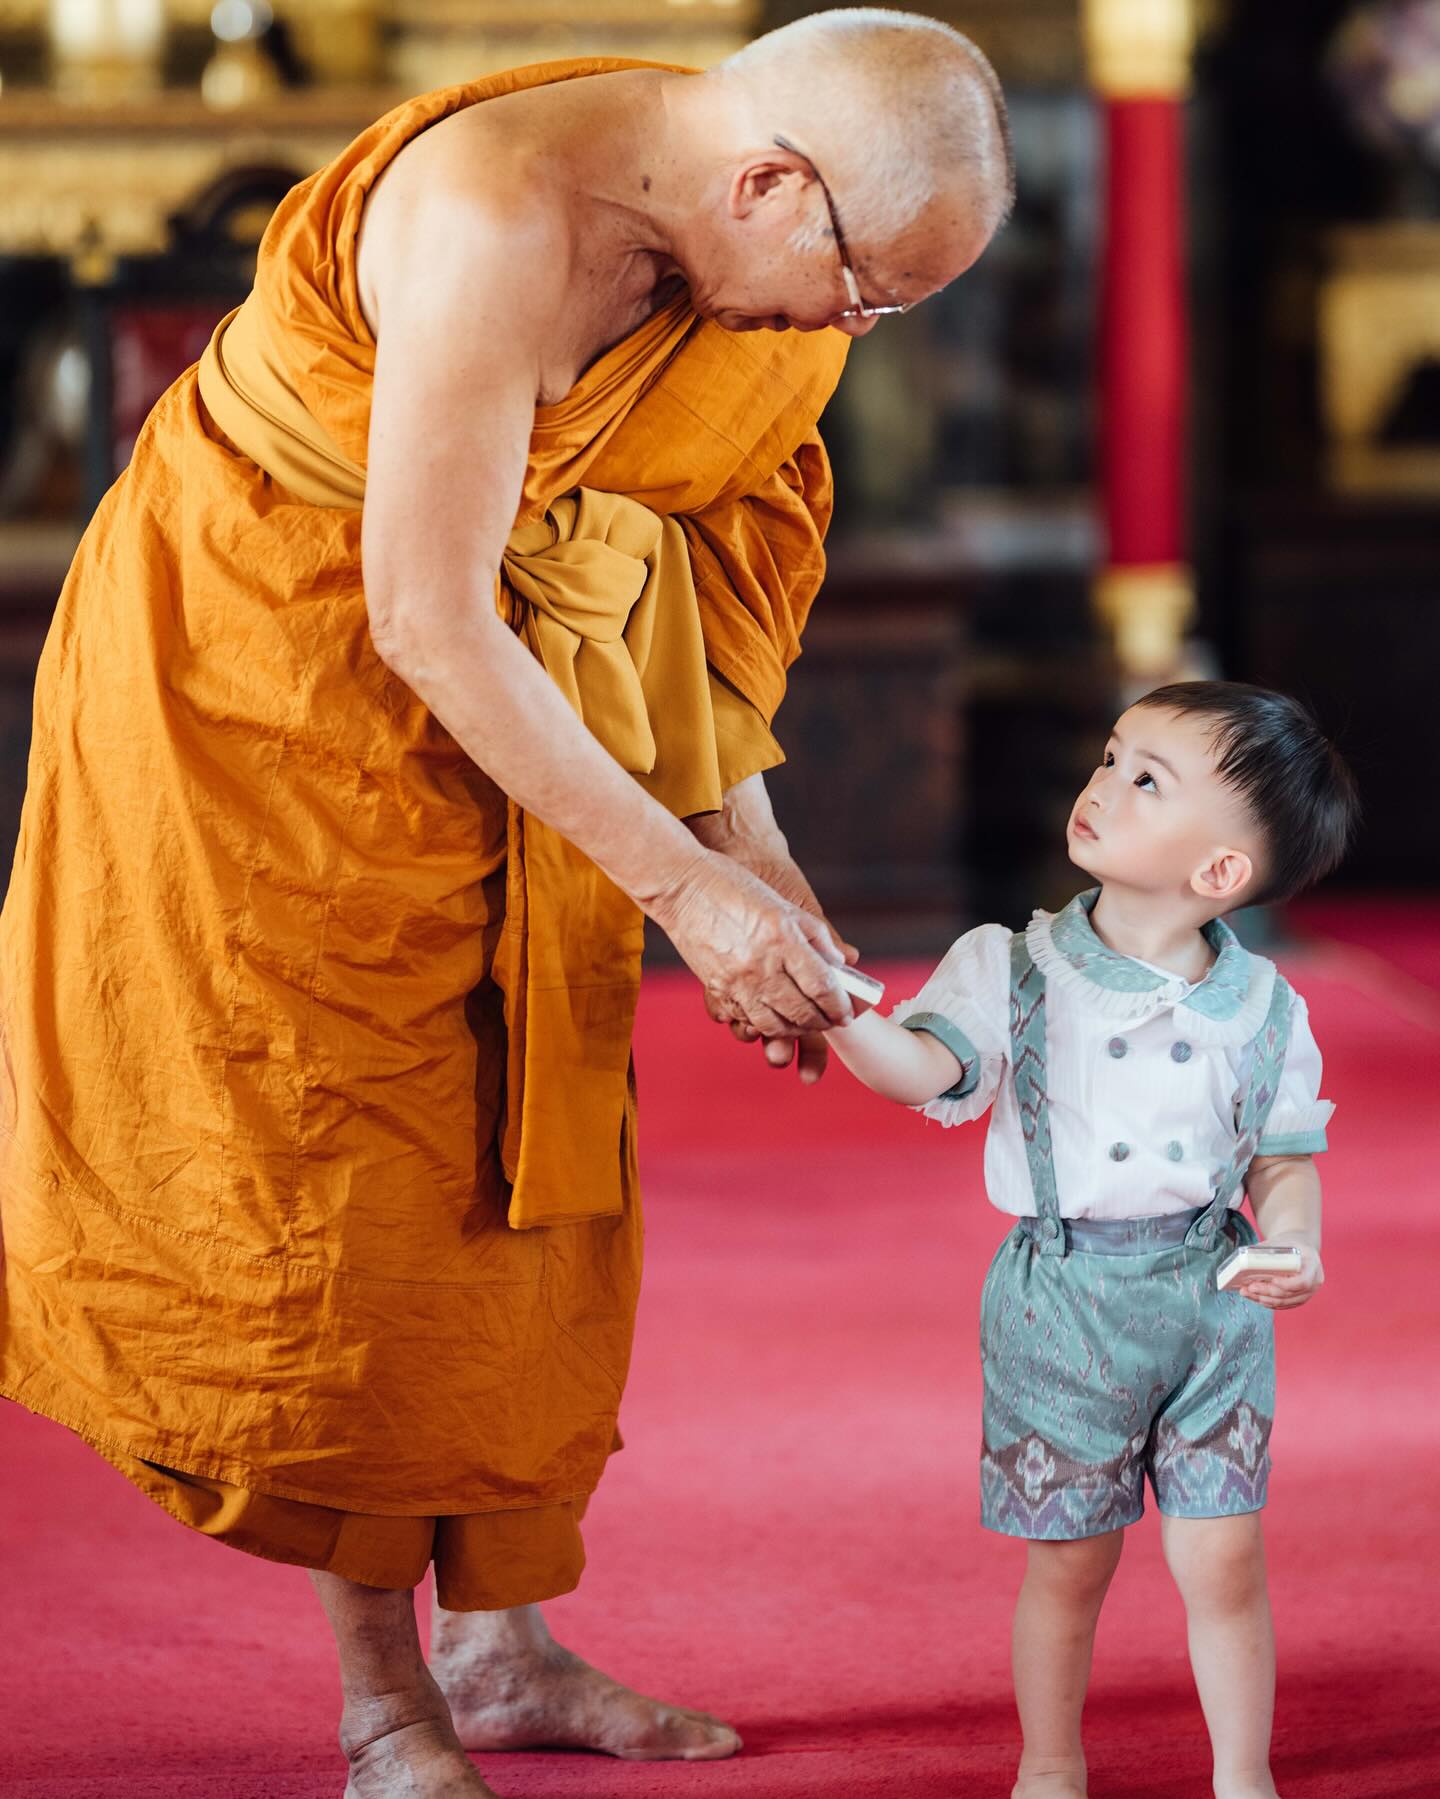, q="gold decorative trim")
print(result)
[390,0,759,21]
[389,30,748,91]
[0,1,758,29]
[1082,0,1194,98]
[1094,563,1195,677]
[0,93,386,264]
